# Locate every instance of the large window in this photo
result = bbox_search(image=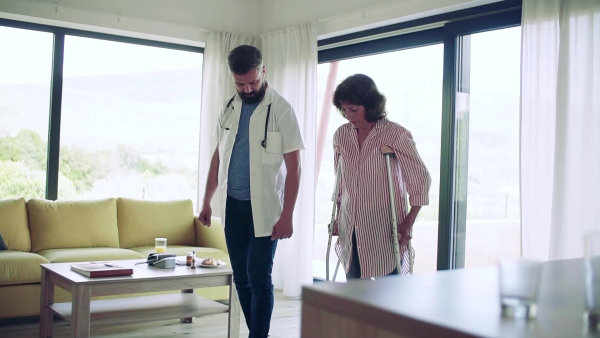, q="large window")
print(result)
[59,36,203,203]
[314,46,443,279]
[315,1,522,276]
[457,27,522,268]
[0,26,53,200]
[0,20,203,208]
